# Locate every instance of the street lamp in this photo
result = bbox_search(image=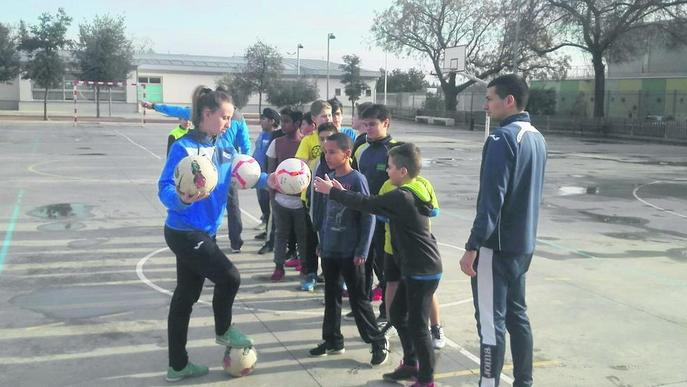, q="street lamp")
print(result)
[297,43,303,76]
[326,33,335,99]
